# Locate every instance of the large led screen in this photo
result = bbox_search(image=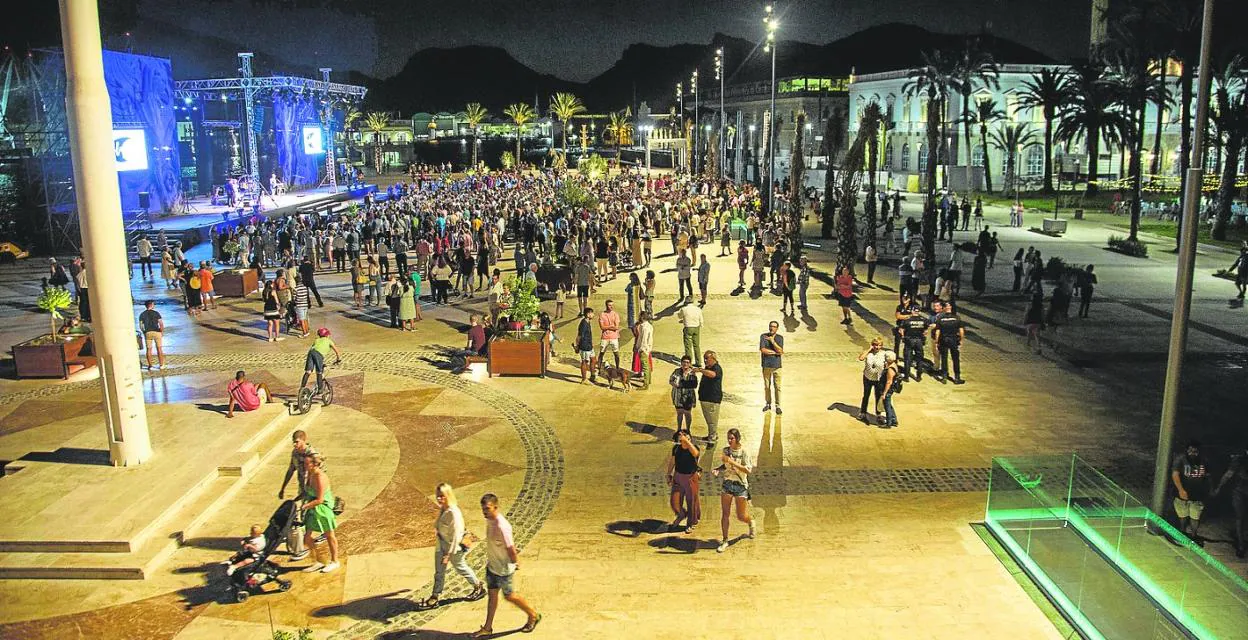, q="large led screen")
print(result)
[113,128,149,172]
